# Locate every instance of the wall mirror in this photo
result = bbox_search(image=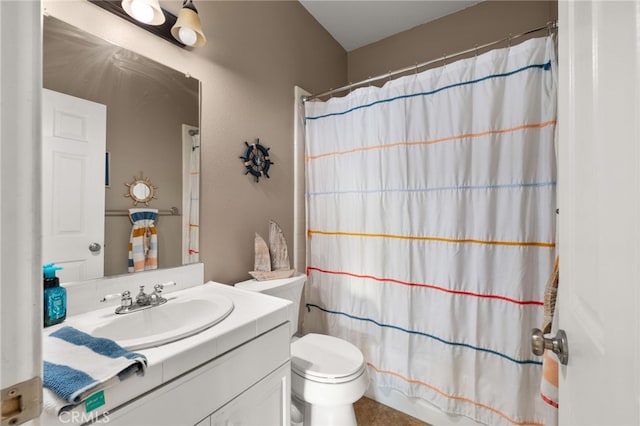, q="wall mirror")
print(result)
[126,175,158,206]
[43,15,200,281]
